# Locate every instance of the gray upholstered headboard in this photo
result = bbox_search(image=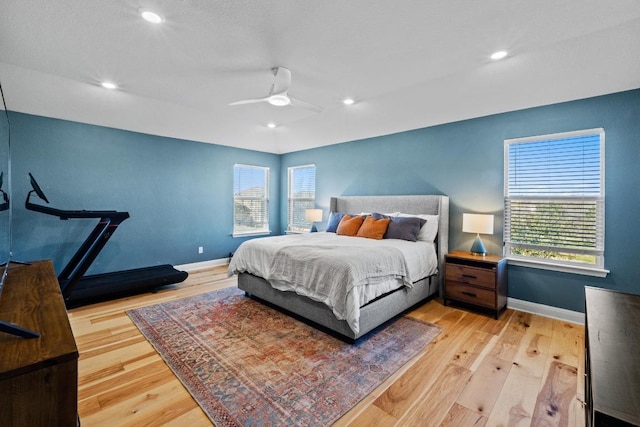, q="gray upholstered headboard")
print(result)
[329,195,450,296]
